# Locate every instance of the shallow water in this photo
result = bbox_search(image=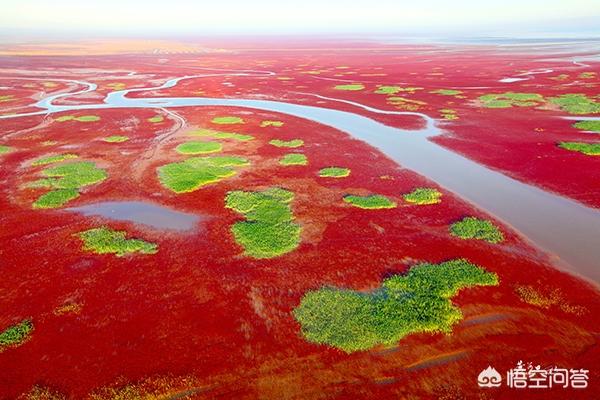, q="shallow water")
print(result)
[67,201,200,231]
[3,74,600,283]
